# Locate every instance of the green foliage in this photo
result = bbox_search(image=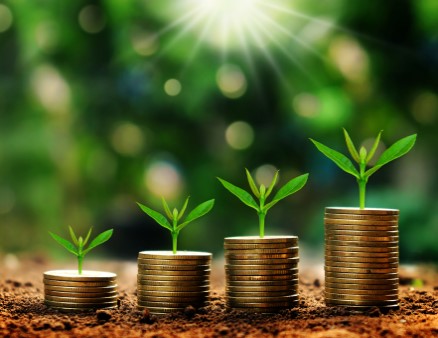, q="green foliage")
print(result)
[49,226,113,274]
[218,169,309,238]
[310,130,417,209]
[137,197,215,254]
